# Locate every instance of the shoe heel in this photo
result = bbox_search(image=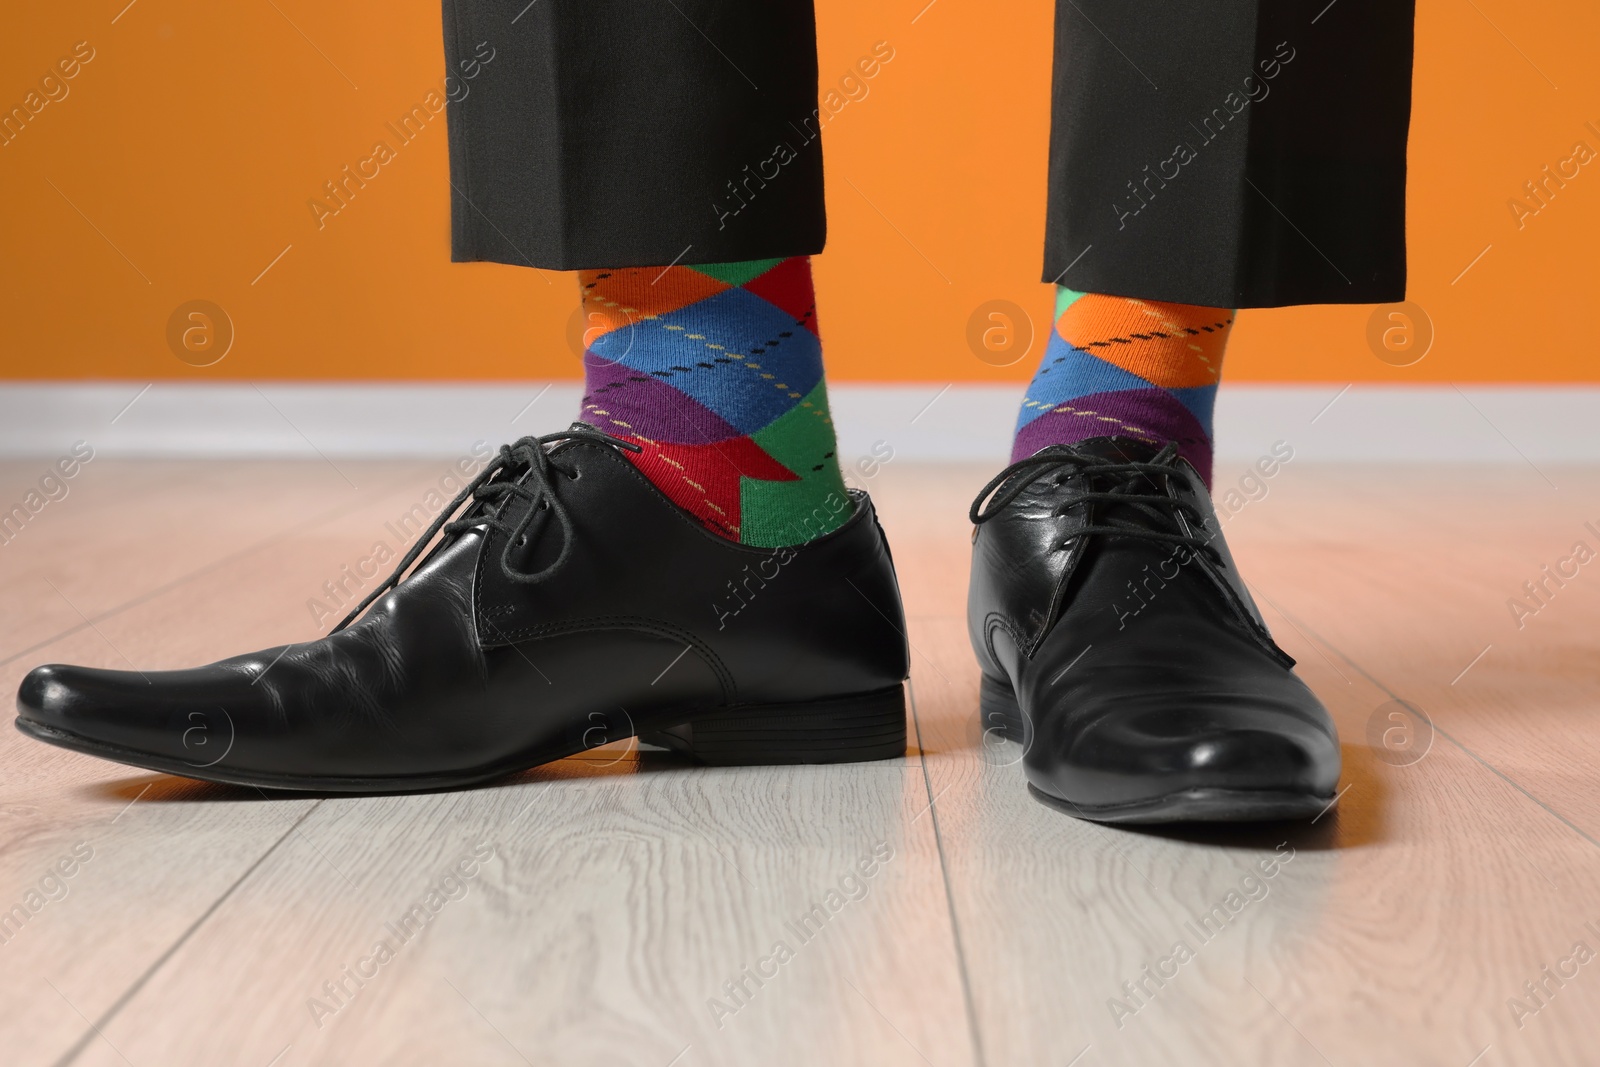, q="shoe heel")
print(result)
[644,684,907,766]
[979,674,1025,744]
